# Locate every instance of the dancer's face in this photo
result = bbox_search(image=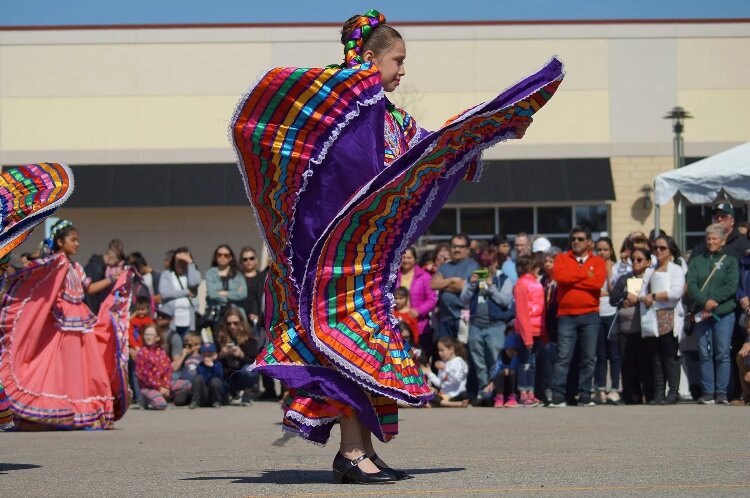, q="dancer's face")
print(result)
[59,231,80,257]
[365,39,406,92]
